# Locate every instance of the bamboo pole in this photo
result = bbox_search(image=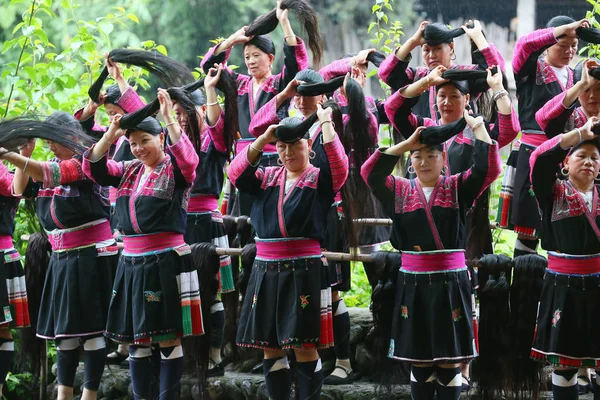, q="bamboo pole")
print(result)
[214,247,375,263]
